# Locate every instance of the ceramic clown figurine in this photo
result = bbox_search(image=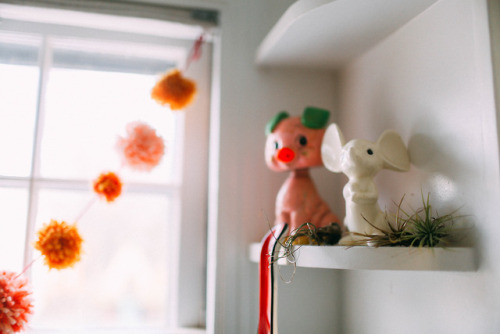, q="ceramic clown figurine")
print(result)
[265,107,340,233]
